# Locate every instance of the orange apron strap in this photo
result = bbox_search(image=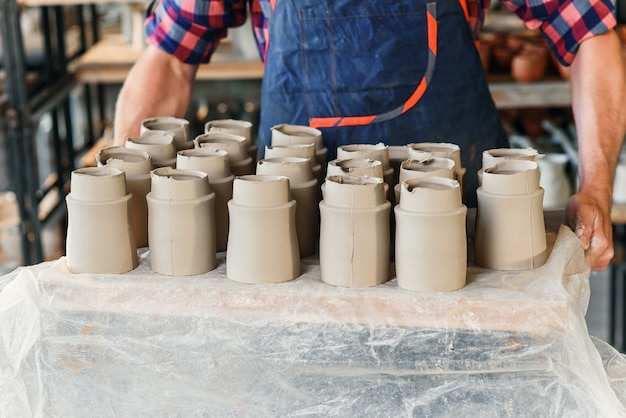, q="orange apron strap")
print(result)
[309,2,438,129]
